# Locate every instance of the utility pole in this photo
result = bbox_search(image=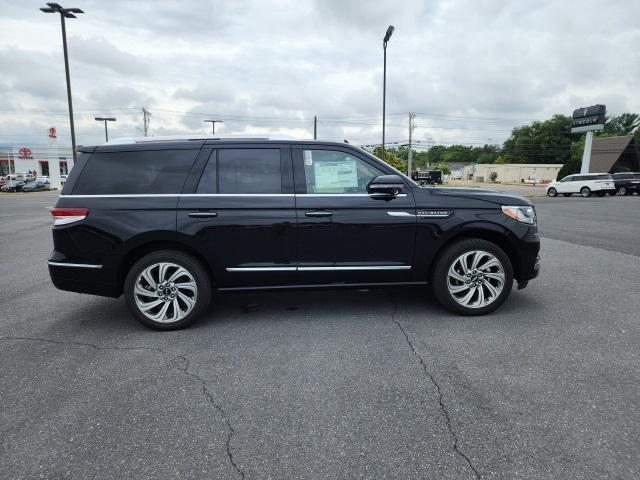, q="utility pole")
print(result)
[142,107,151,137]
[407,112,415,176]
[314,116,317,140]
